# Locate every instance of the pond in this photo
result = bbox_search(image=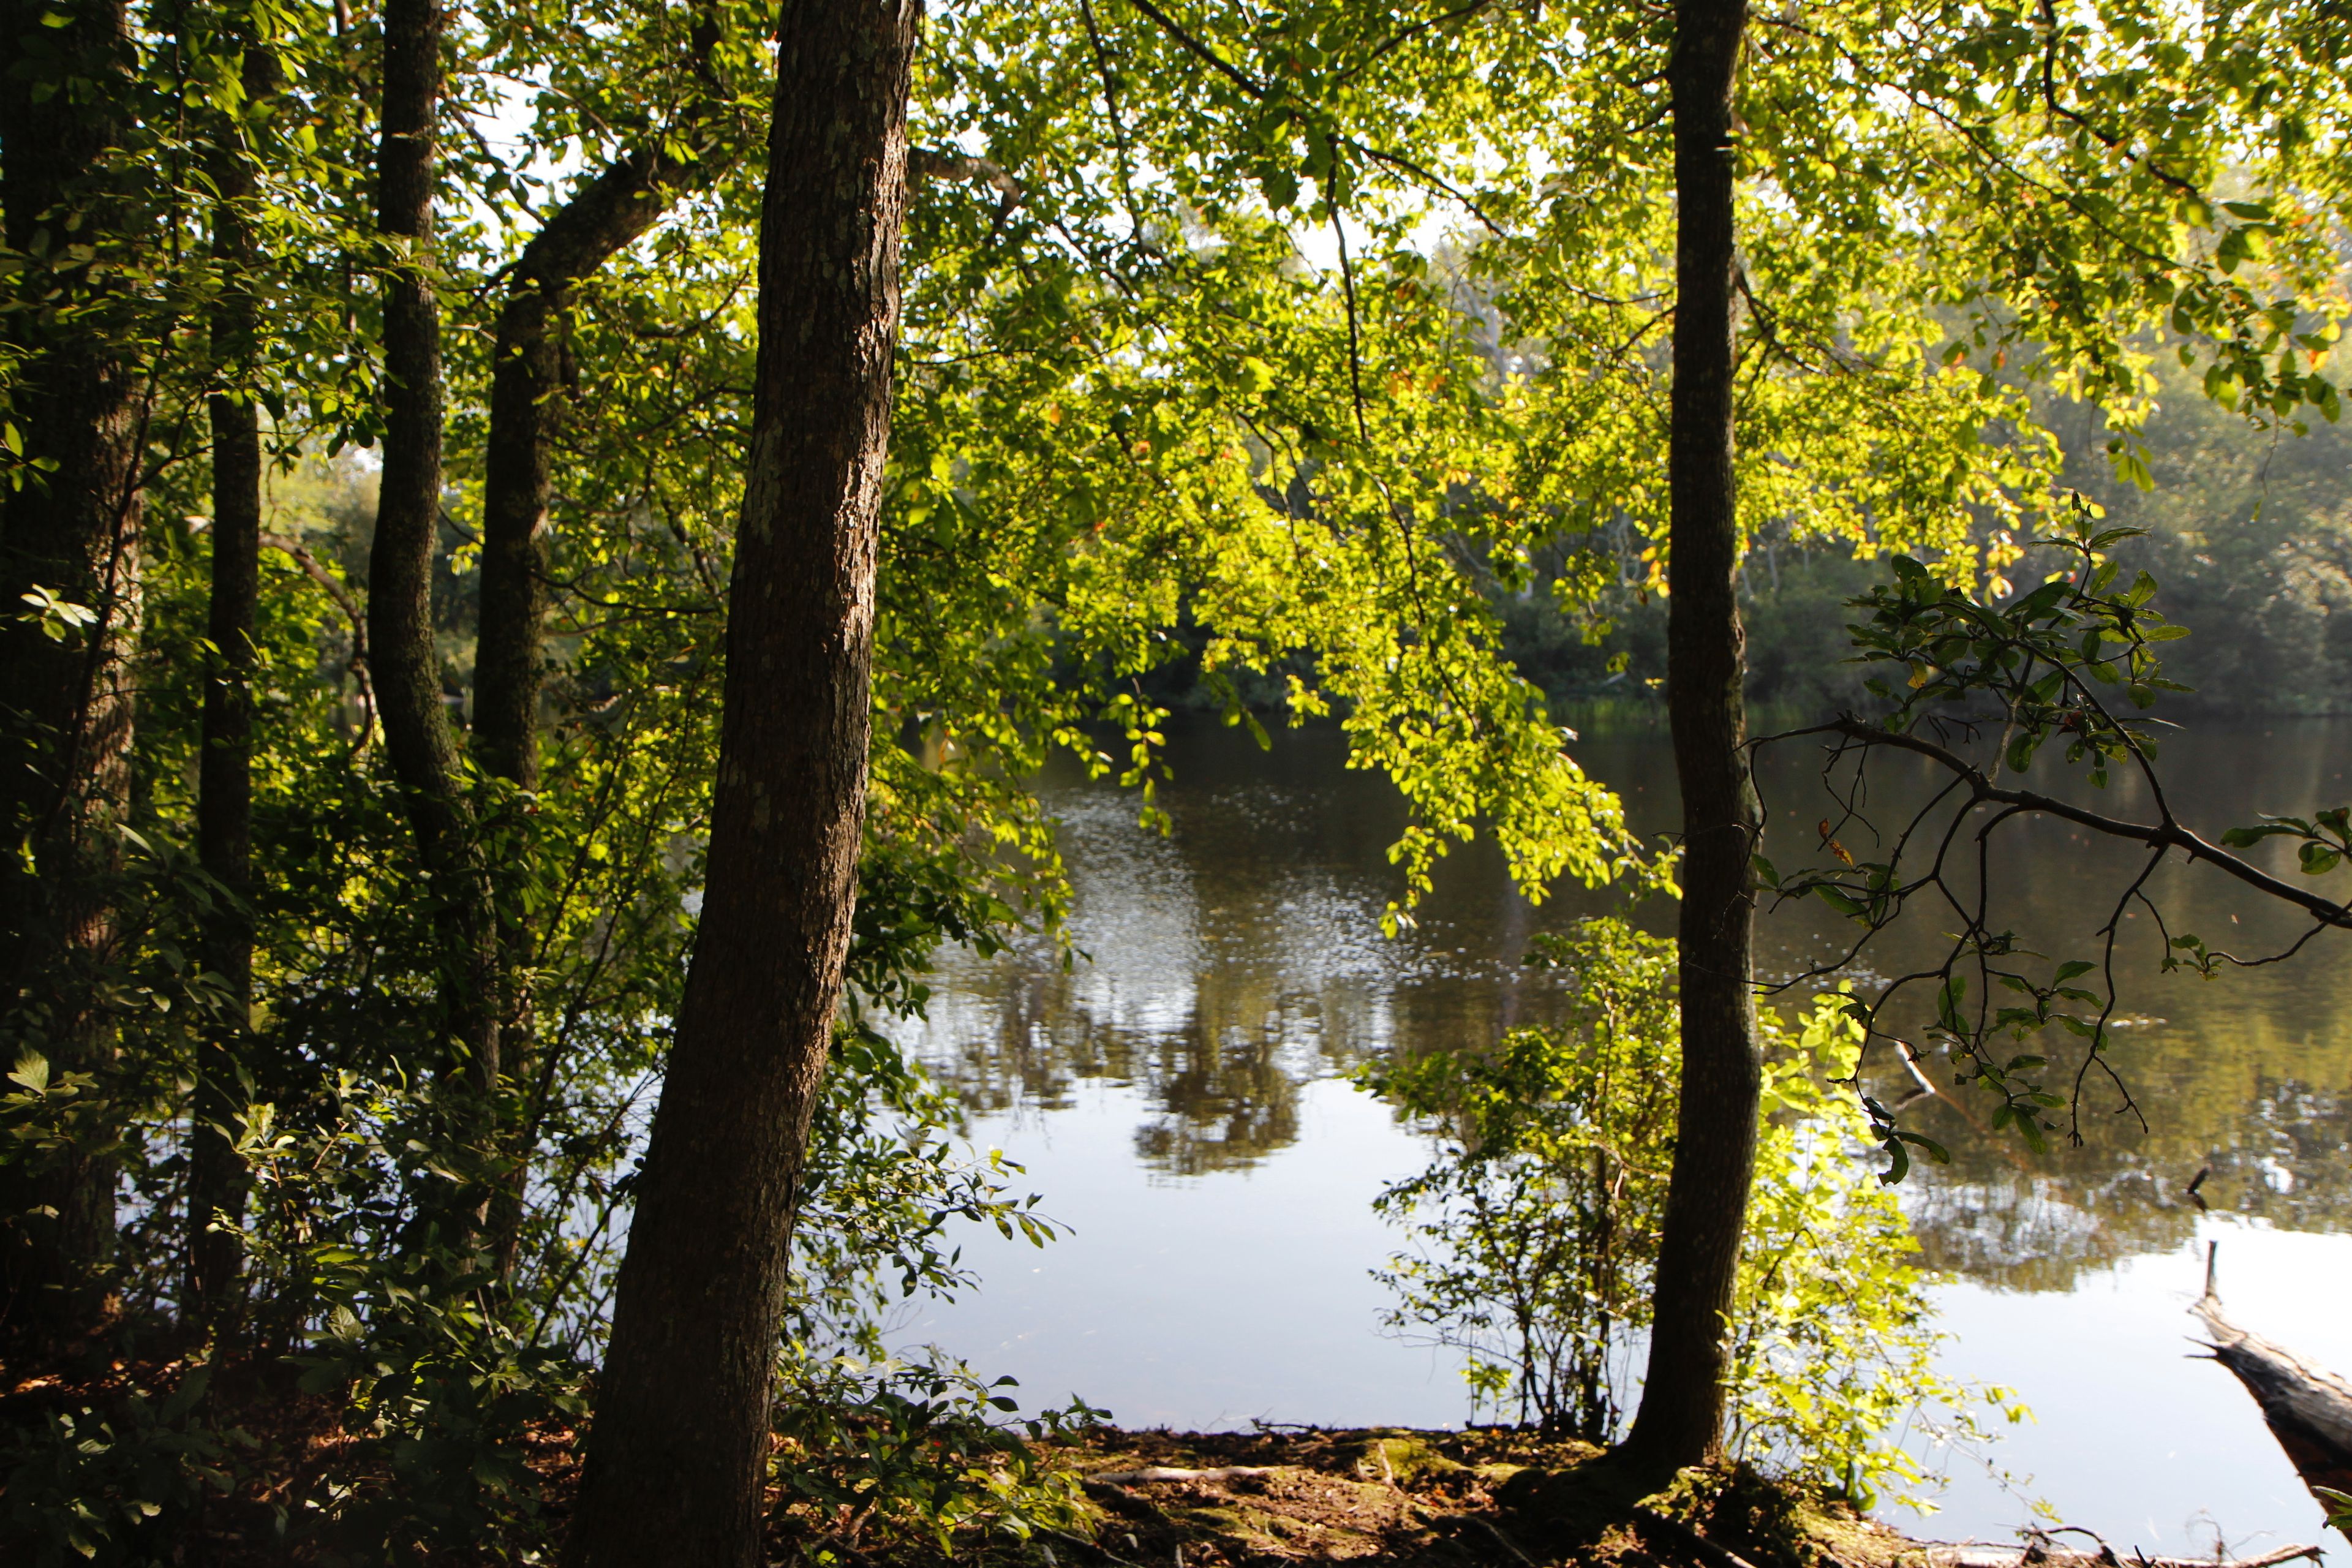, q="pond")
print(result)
[883,714,2352,1557]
